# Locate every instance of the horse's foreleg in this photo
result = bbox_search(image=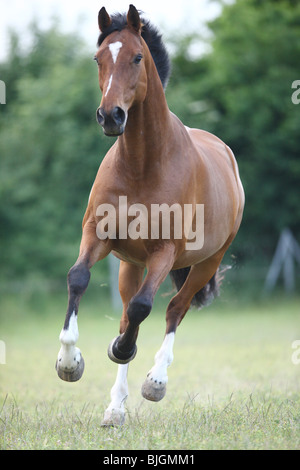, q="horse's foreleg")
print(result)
[107,244,176,365]
[56,259,90,382]
[56,223,111,382]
